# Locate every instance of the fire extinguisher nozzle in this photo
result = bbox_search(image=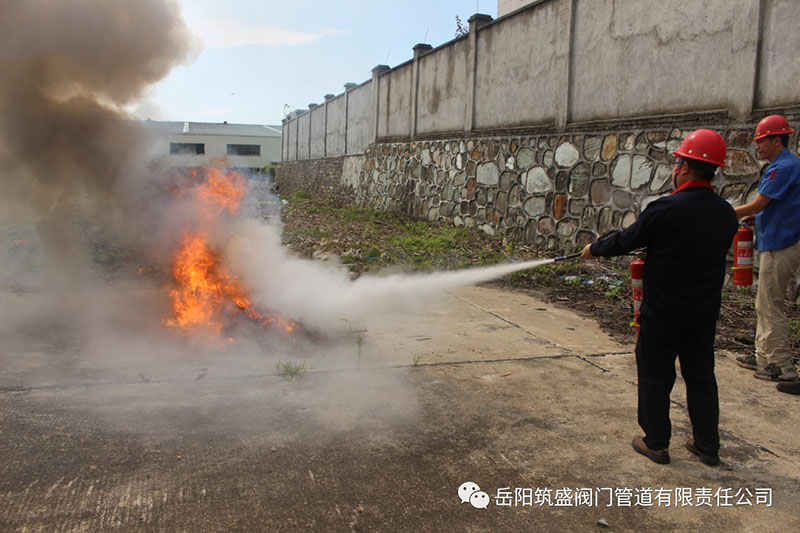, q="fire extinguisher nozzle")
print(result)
[553,252,582,262]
